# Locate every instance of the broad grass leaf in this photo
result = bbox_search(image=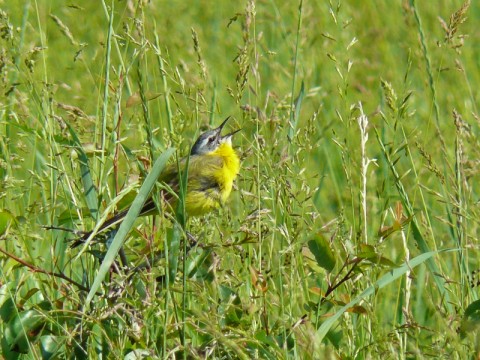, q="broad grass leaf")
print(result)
[167,224,181,281]
[459,299,480,338]
[0,298,15,322]
[40,335,63,359]
[357,244,398,267]
[4,309,44,354]
[308,235,336,272]
[186,247,213,281]
[85,147,175,305]
[314,249,457,350]
[0,210,14,235]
